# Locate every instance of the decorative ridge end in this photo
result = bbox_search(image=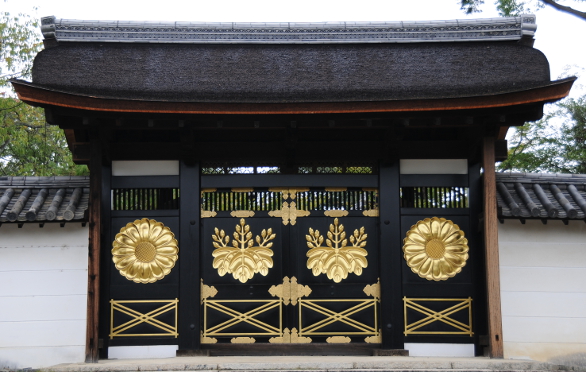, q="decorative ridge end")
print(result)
[40,16,57,40]
[520,14,537,38]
